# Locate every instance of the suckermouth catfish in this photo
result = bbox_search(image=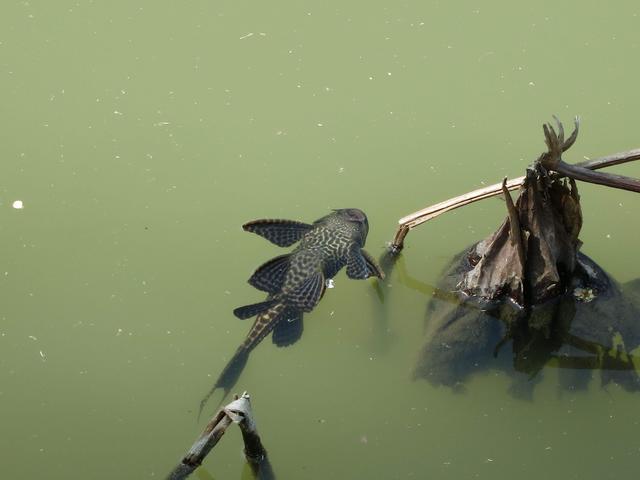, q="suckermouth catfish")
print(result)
[199,208,383,414]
